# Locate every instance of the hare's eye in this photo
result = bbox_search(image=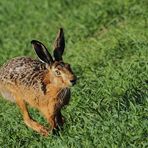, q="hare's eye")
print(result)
[55,70,61,76]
